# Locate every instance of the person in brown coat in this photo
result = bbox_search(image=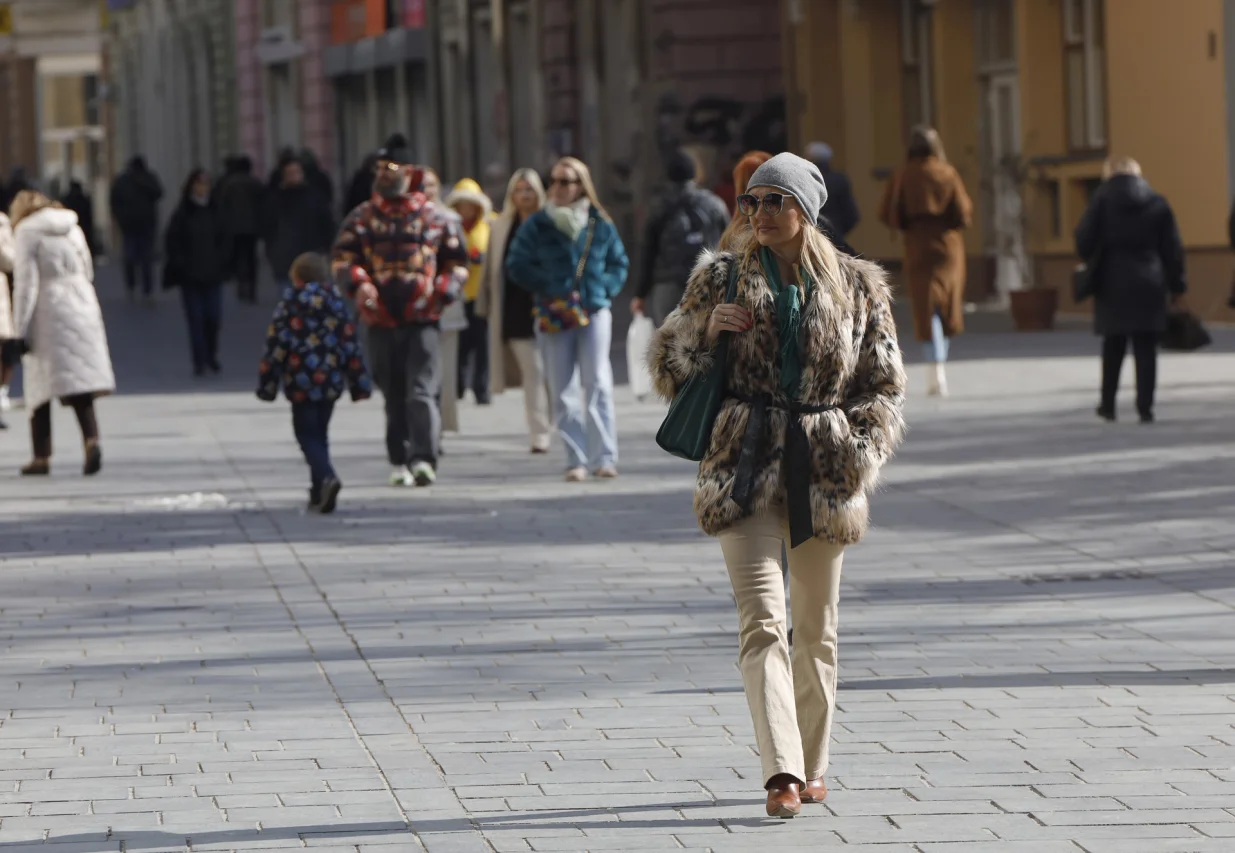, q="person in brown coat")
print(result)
[878,126,972,397]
